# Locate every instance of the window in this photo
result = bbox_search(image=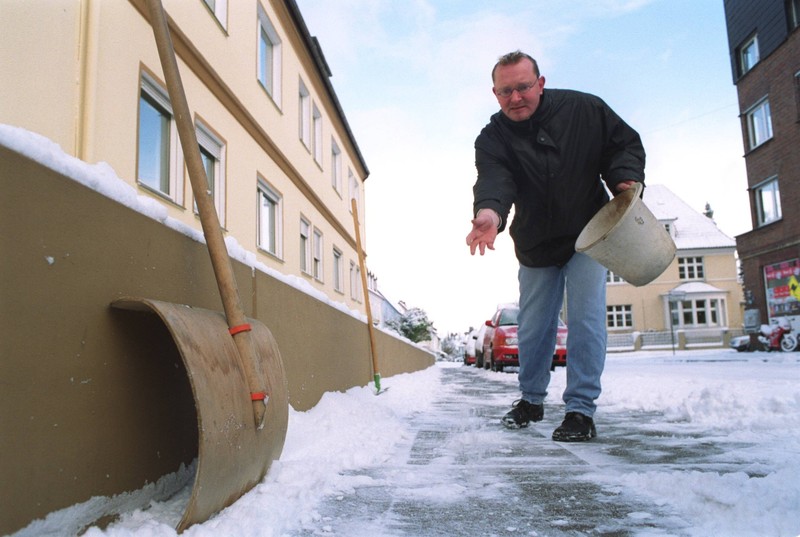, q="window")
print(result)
[300,218,311,274]
[349,169,360,213]
[755,176,782,226]
[257,4,281,105]
[678,257,704,280]
[257,178,282,257]
[795,70,800,122]
[137,73,183,203]
[202,0,227,28]
[746,98,773,149]
[789,0,800,30]
[331,139,342,193]
[606,271,625,284]
[333,247,344,292]
[195,121,226,223]
[312,228,323,281]
[350,260,362,302]
[312,104,323,164]
[738,35,759,76]
[299,79,310,147]
[607,305,633,329]
[671,299,723,328]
